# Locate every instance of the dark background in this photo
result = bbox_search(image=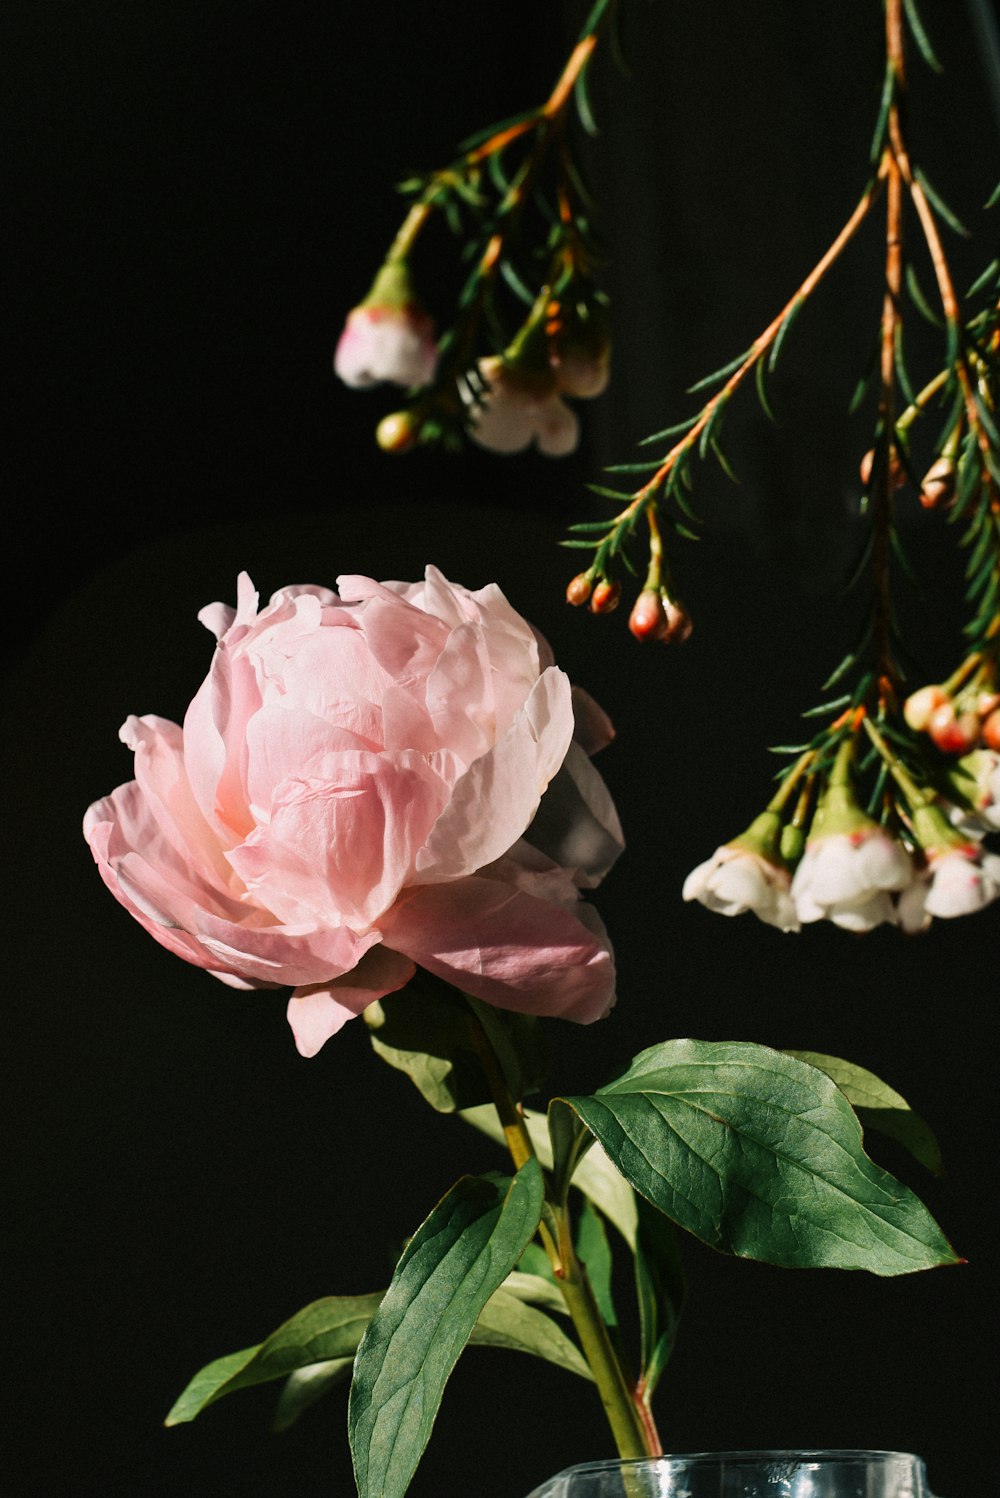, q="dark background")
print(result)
[6,2,999,1495]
